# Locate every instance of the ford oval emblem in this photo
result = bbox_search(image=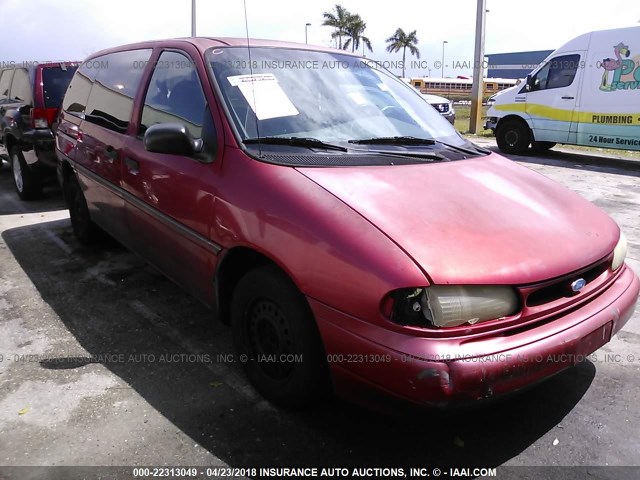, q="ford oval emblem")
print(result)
[571,278,586,292]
